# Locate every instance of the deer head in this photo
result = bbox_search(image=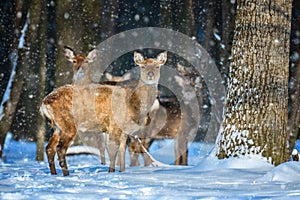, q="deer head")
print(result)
[64,46,97,84]
[134,51,167,85]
